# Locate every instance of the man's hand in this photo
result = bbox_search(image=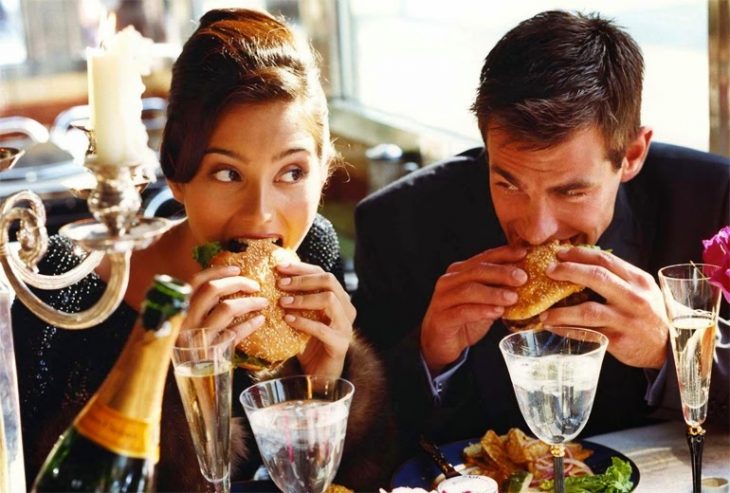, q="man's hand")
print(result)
[420,246,527,374]
[543,246,669,369]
